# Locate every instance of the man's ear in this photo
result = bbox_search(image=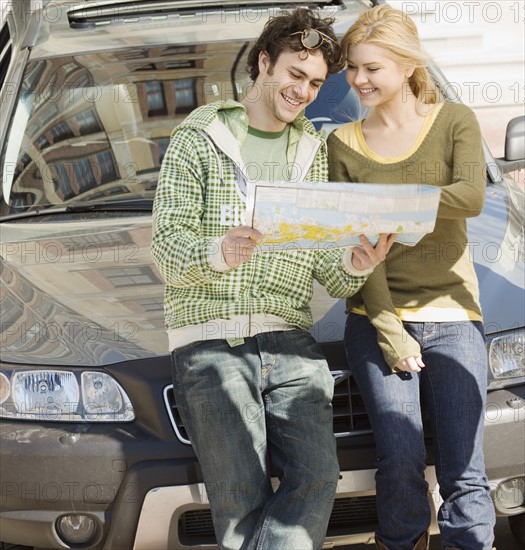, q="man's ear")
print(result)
[259,50,271,74]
